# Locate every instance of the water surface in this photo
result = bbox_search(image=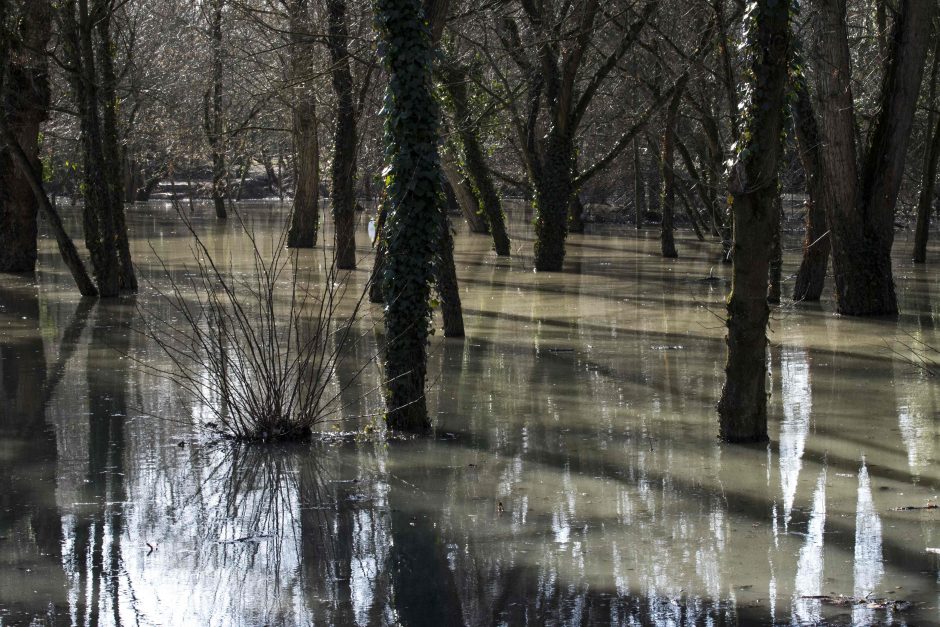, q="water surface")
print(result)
[1,203,939,626]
